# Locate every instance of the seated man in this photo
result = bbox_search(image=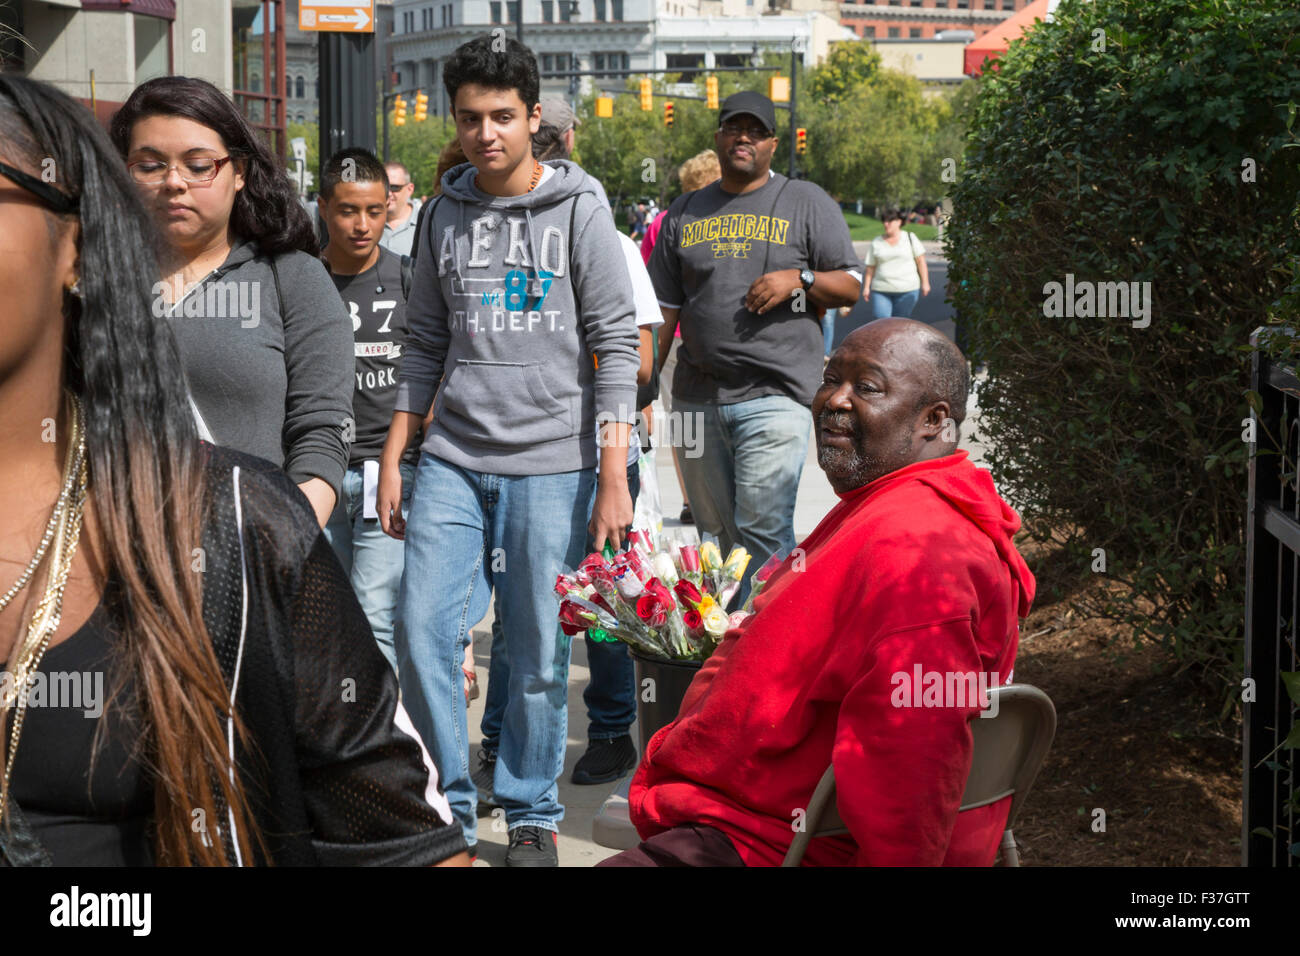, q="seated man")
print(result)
[599,318,1036,867]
